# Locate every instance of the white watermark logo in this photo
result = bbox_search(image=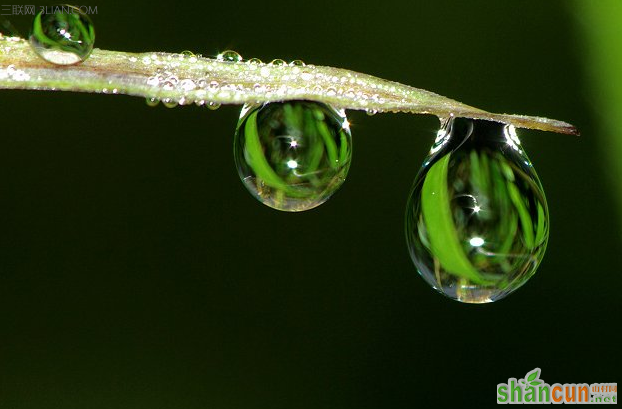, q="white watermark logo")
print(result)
[1,5,98,16]
[497,368,617,404]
